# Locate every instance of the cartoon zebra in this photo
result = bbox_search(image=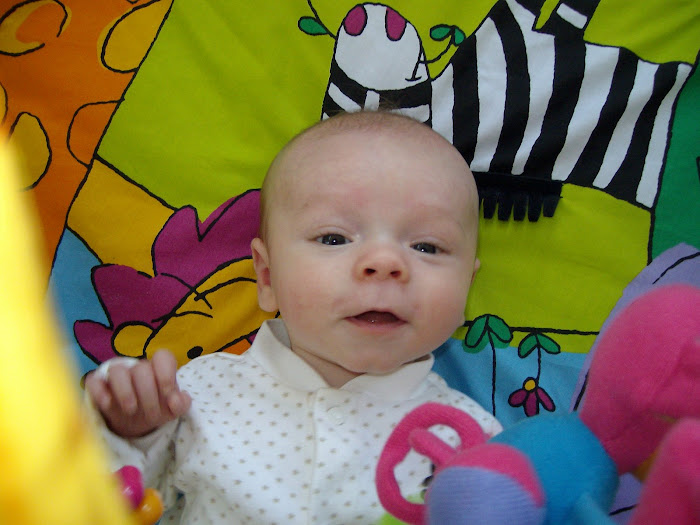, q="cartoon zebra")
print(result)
[300,0,692,211]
